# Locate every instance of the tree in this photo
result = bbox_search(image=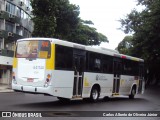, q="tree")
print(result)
[67,23,108,45]
[31,0,79,38]
[116,36,133,55]
[31,0,108,45]
[119,0,160,85]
